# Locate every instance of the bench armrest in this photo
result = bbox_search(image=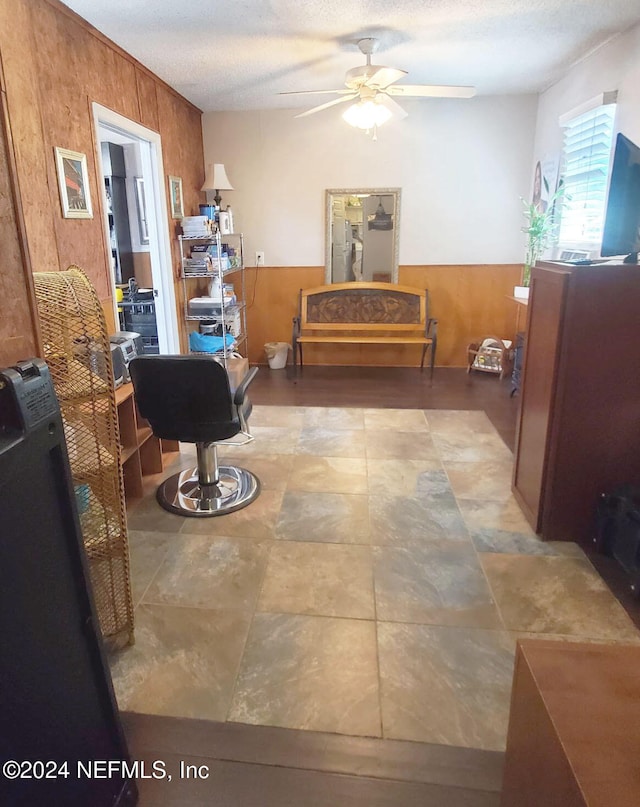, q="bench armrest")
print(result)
[426,318,438,339]
[292,315,301,339]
